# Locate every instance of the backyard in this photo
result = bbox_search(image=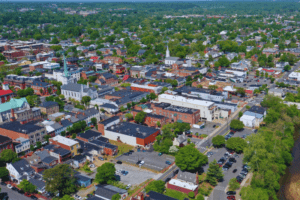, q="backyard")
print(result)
[110,140,134,156]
